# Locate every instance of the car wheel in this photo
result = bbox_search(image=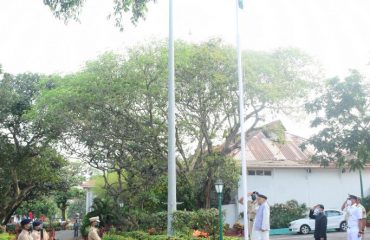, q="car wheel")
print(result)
[339,221,347,231]
[300,224,311,234]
